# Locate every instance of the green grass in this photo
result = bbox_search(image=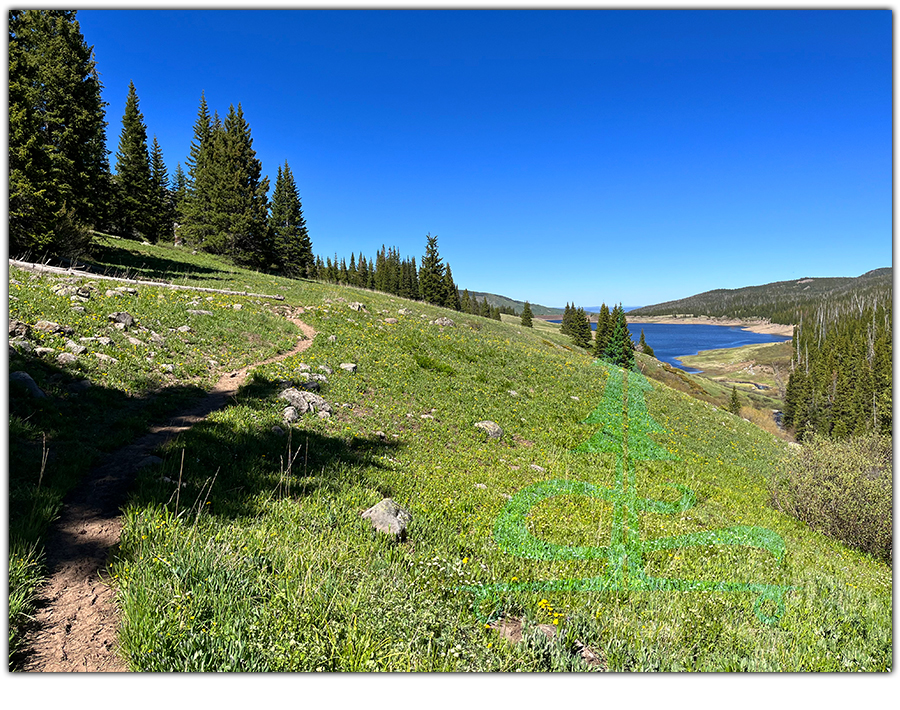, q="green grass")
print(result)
[8,239,893,671]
